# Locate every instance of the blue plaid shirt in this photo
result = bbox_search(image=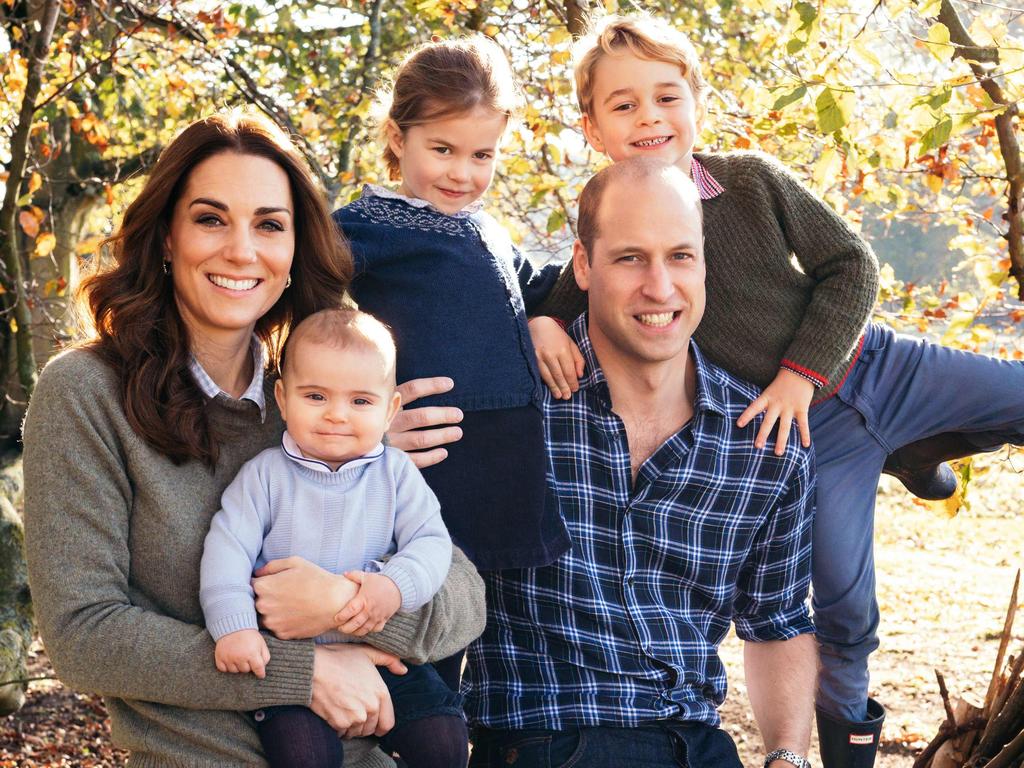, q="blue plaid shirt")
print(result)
[464,315,815,730]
